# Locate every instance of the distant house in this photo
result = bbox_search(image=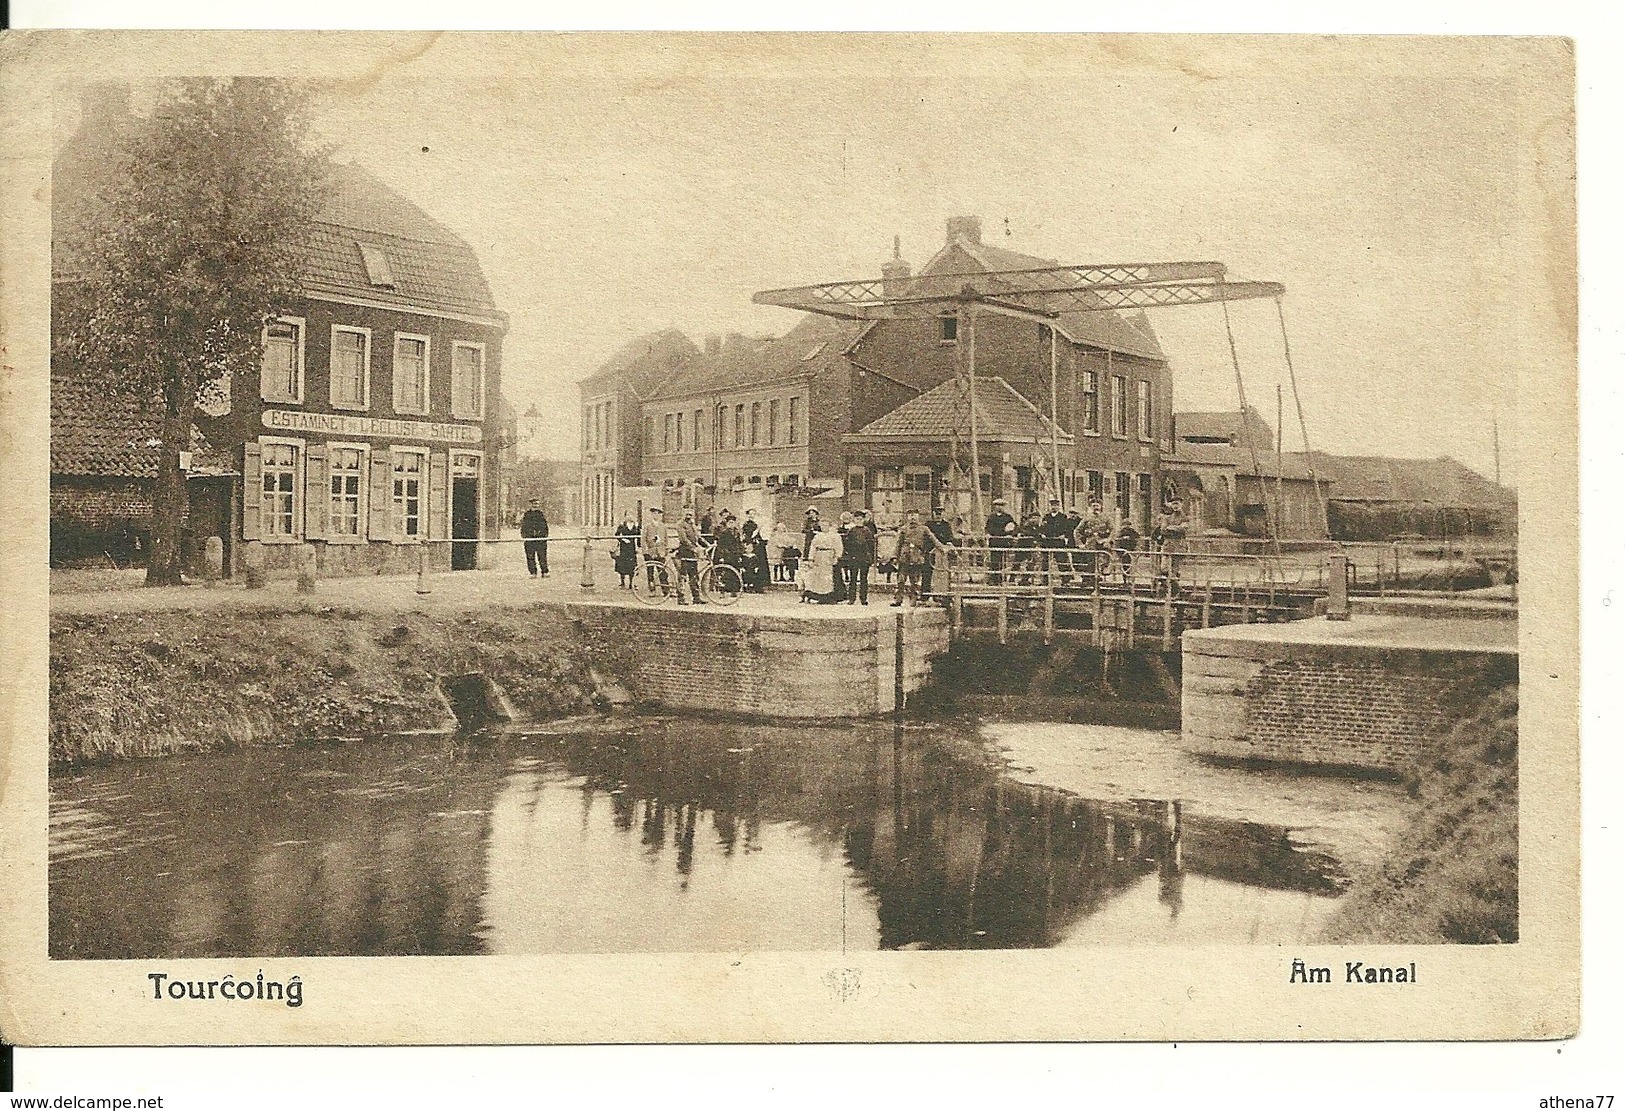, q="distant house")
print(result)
[1301,453,1516,540]
[577,329,697,529]
[51,83,511,577]
[1164,408,1329,540]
